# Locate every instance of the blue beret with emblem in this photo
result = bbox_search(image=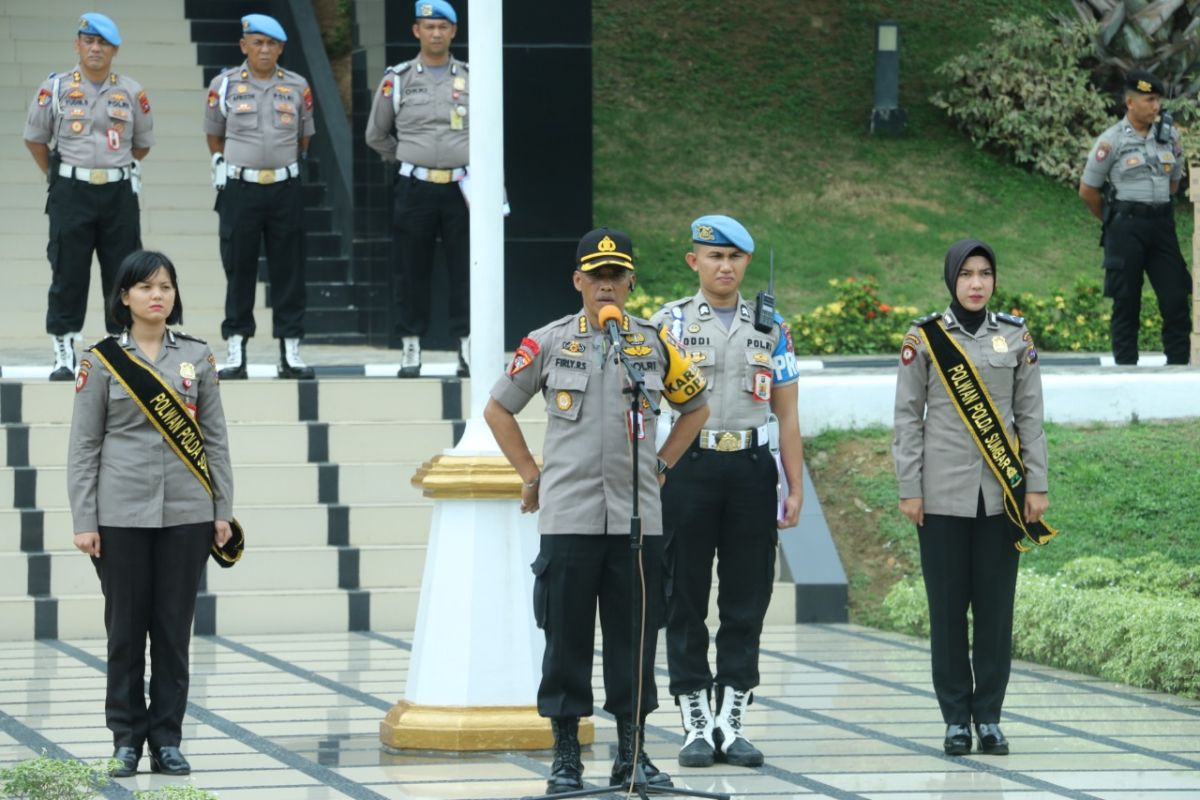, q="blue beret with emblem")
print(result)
[690,214,755,254]
[78,12,121,46]
[241,14,287,42]
[415,0,457,23]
